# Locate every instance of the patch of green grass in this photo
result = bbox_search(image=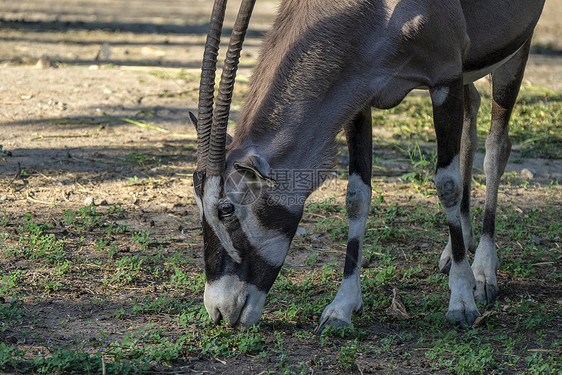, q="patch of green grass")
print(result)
[0,270,25,296]
[148,68,199,81]
[375,85,562,159]
[336,339,360,372]
[169,267,205,293]
[312,216,347,242]
[0,299,24,332]
[525,352,561,375]
[132,229,153,250]
[0,82,559,374]
[321,325,366,341]
[2,214,66,264]
[123,151,162,169]
[399,141,437,196]
[501,86,562,158]
[510,300,557,331]
[426,330,498,374]
[107,255,144,286]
